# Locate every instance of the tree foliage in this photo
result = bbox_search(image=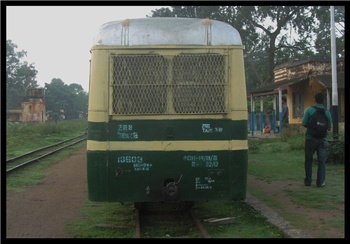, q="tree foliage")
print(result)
[6,40,38,109]
[149,6,345,91]
[6,40,88,120]
[313,6,345,58]
[45,78,88,120]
